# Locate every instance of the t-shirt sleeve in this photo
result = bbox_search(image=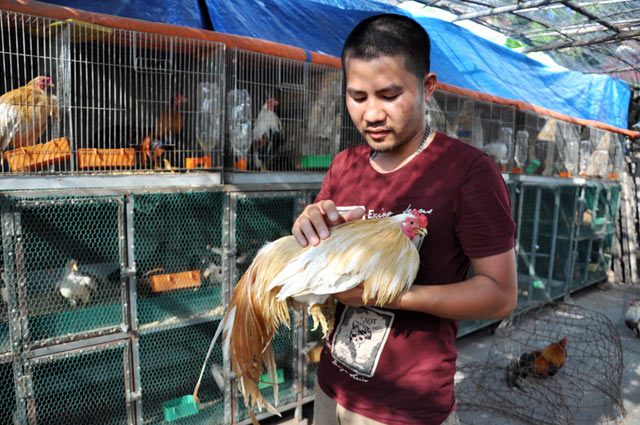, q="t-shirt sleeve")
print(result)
[314,155,338,202]
[453,154,515,257]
